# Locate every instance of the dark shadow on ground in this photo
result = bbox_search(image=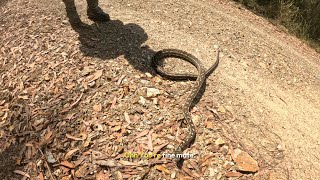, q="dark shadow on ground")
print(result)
[62,0,212,107]
[0,143,23,179]
[62,0,155,74]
